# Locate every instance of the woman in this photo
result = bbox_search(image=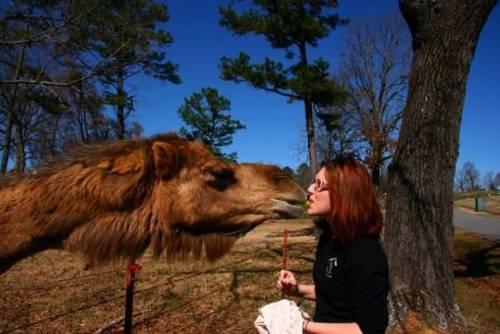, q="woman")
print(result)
[276,157,388,334]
